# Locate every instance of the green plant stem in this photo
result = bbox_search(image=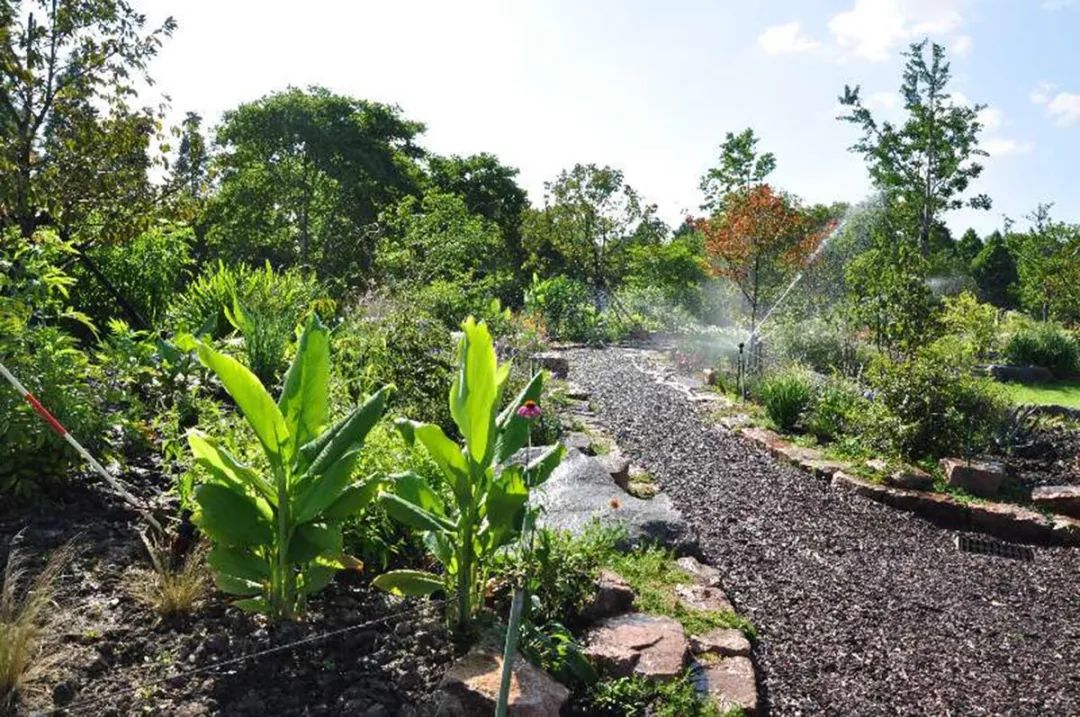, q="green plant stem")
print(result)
[495,585,526,717]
